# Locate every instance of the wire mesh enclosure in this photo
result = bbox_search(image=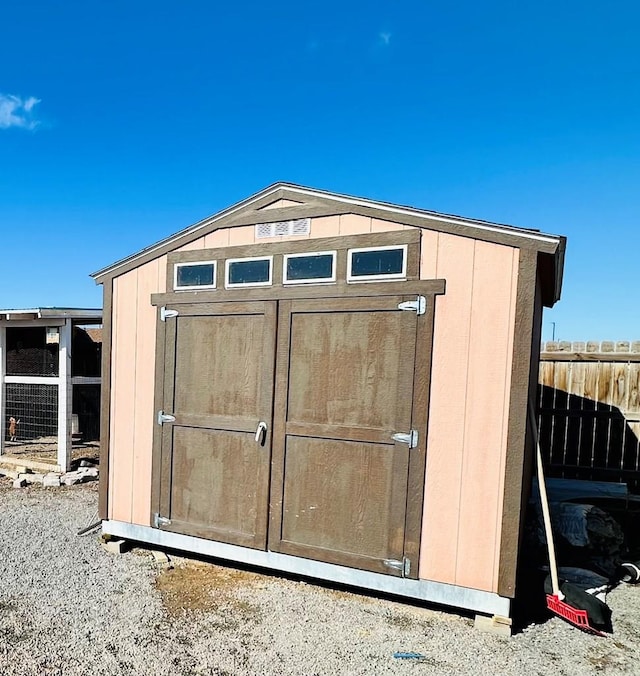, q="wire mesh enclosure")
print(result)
[4,382,58,446]
[5,327,59,376]
[0,311,103,470]
[72,384,100,442]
